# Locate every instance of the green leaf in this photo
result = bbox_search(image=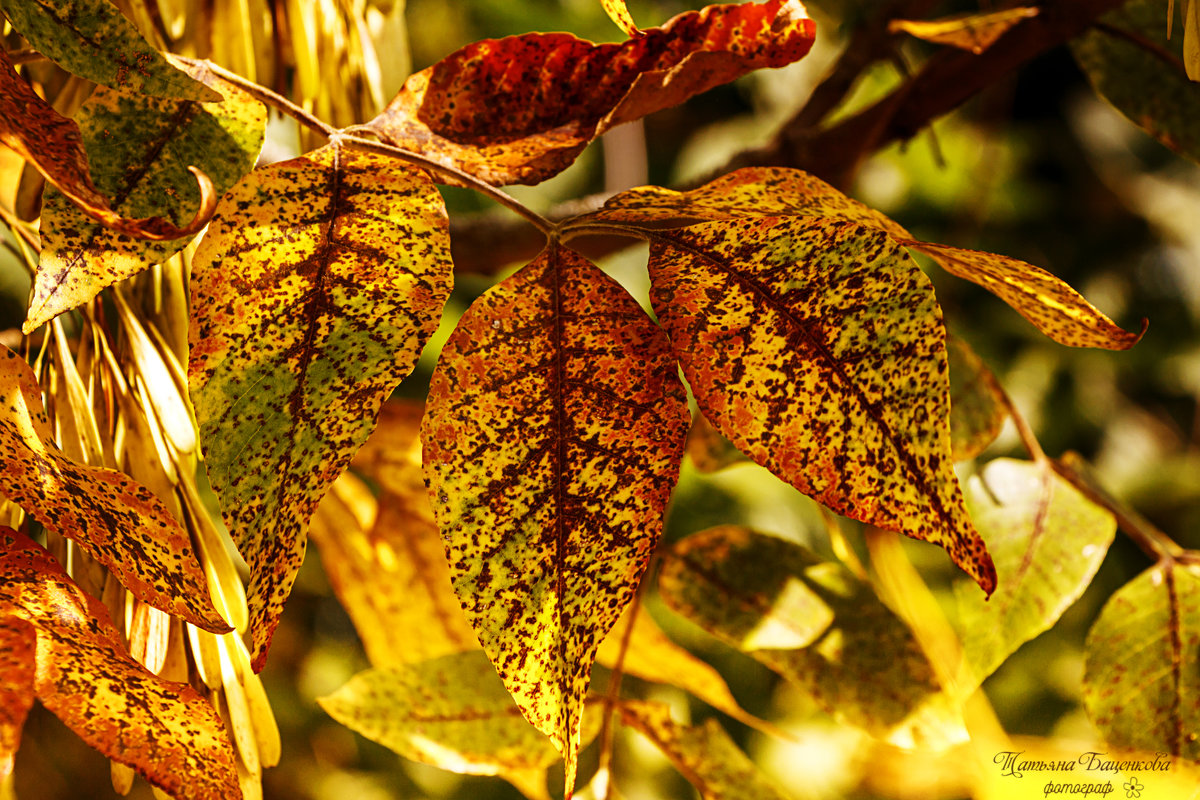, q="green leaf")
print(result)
[28,59,266,332]
[0,345,228,632]
[189,141,453,670]
[422,243,689,794]
[0,0,219,101]
[955,459,1115,686]
[0,617,34,783]
[657,526,948,737]
[617,700,790,800]
[947,336,1007,462]
[1083,561,1200,760]
[1073,0,1200,162]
